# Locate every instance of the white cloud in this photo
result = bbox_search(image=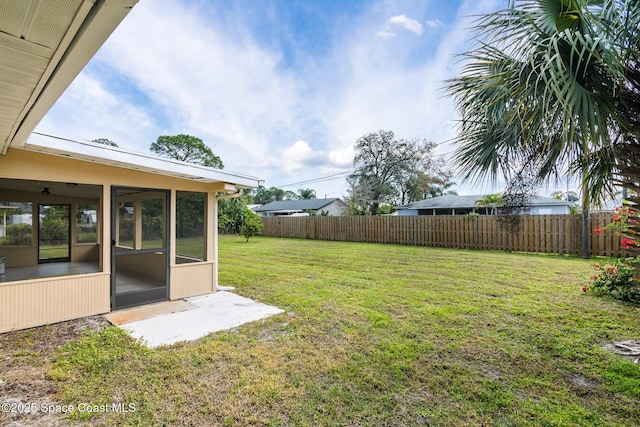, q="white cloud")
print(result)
[282,140,323,172]
[38,73,156,147]
[388,14,424,35]
[328,145,355,167]
[82,0,302,172]
[39,0,506,200]
[376,31,397,39]
[310,0,506,198]
[281,139,353,172]
[425,19,444,28]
